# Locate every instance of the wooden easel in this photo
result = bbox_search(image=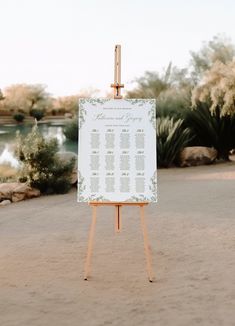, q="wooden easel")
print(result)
[84,45,154,282]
